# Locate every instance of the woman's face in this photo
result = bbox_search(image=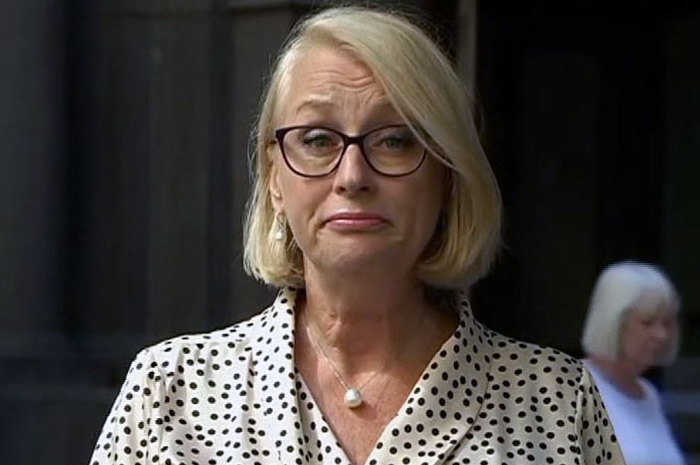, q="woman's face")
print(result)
[268,45,447,281]
[619,292,677,370]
